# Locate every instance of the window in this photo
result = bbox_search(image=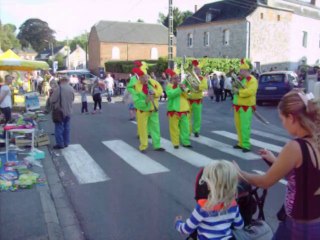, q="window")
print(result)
[188,33,193,47]
[112,47,120,59]
[277,15,281,21]
[260,13,264,19]
[204,32,209,46]
[223,29,230,46]
[206,12,212,22]
[150,48,158,60]
[302,31,308,48]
